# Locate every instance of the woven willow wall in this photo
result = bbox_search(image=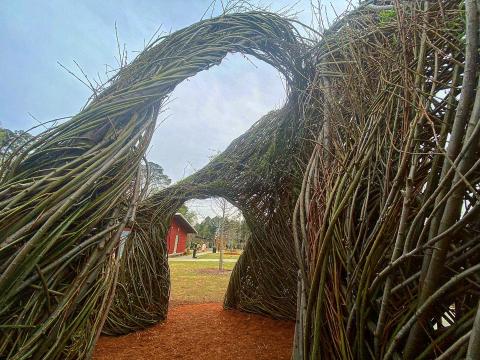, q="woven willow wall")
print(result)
[293,1,480,359]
